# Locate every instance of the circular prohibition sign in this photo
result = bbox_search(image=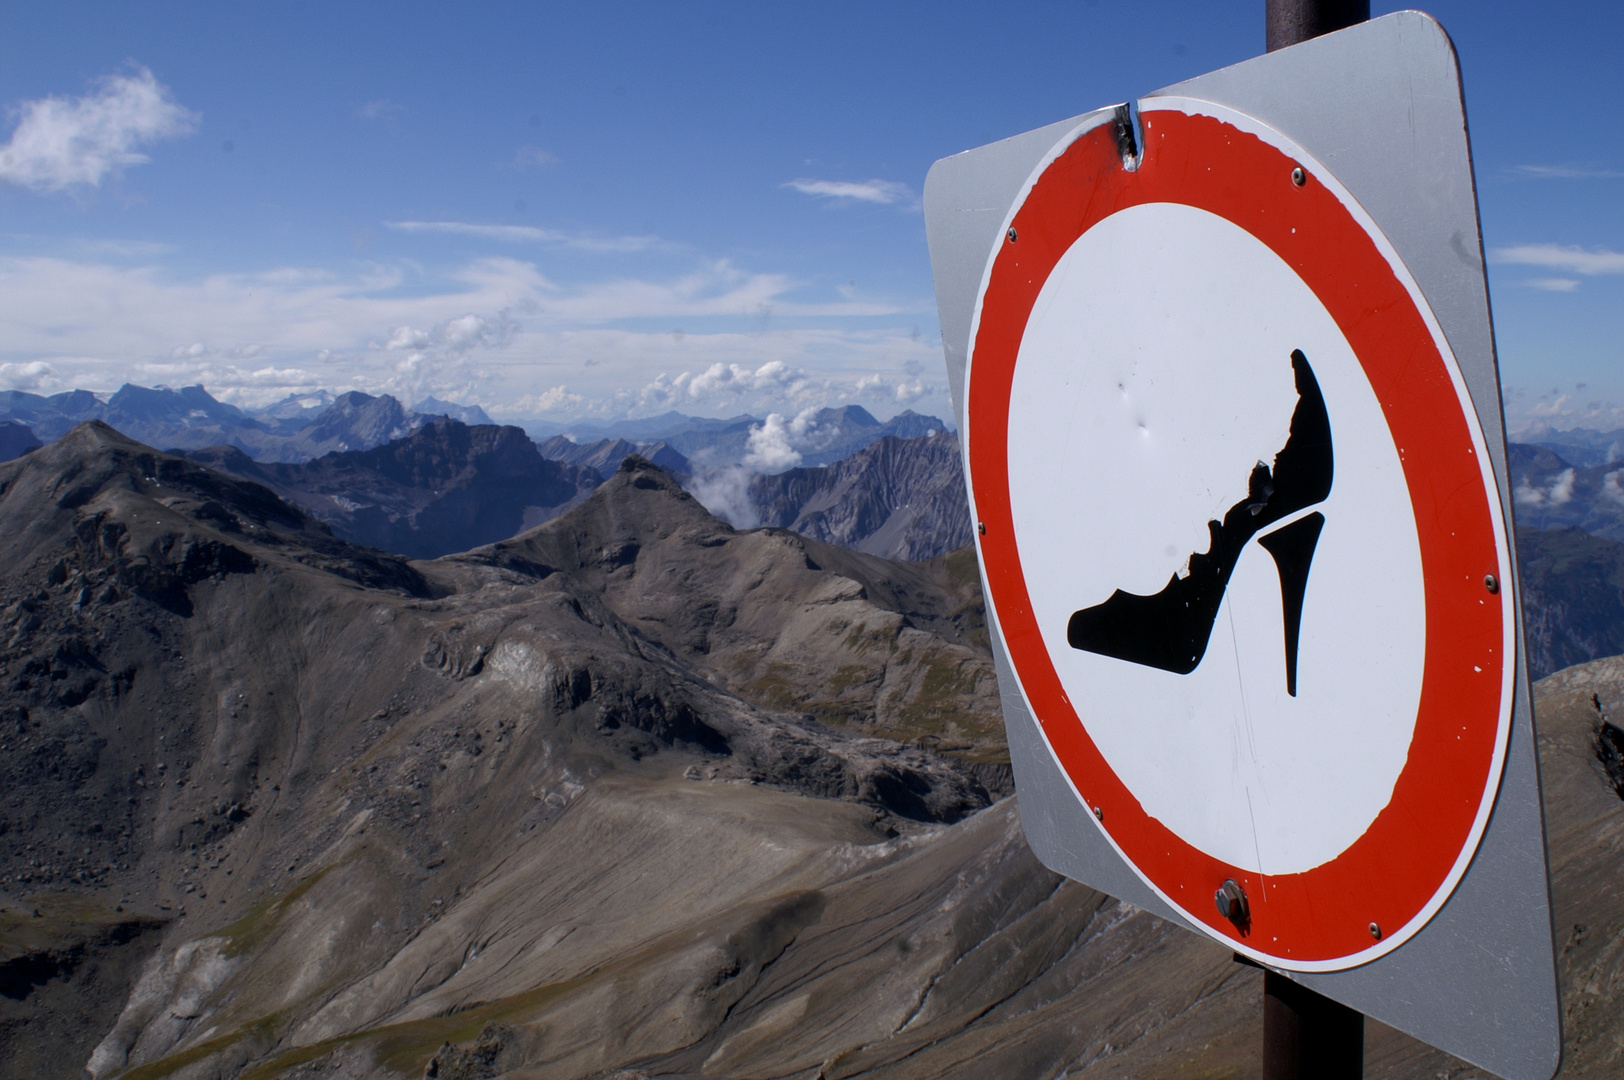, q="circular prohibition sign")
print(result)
[964,98,1515,970]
